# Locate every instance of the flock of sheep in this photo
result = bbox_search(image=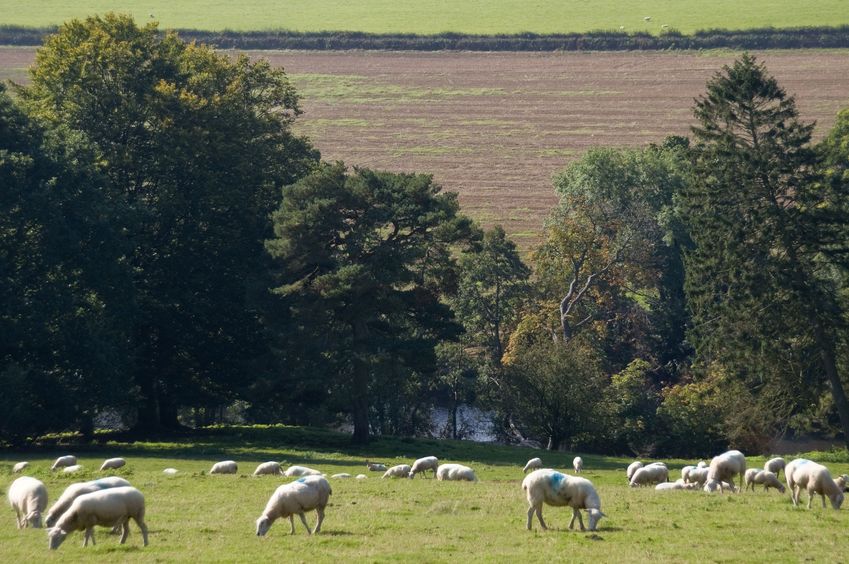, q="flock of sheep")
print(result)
[7,449,849,549]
